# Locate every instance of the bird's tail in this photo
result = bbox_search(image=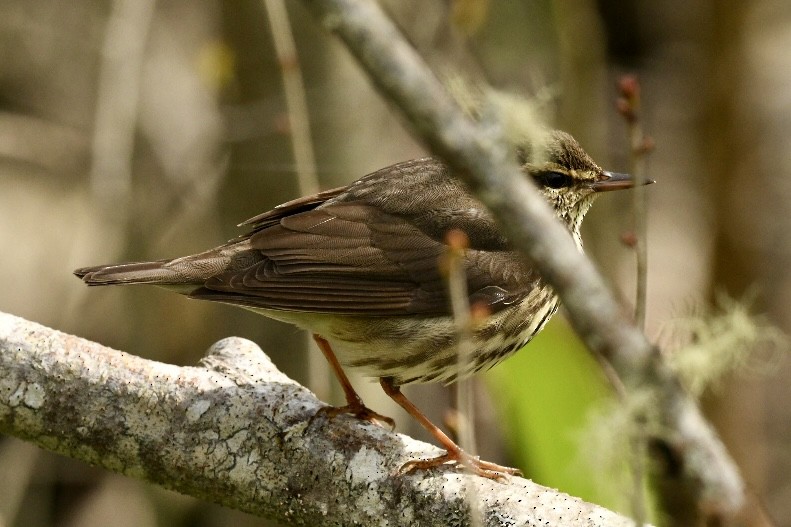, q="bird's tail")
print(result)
[76,243,246,290]
[74,259,182,286]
